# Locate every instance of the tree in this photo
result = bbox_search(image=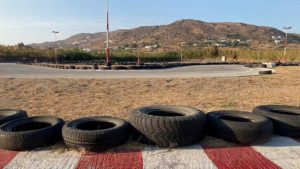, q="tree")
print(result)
[130,43,138,48]
[233,52,238,60]
[17,42,25,47]
[212,45,219,57]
